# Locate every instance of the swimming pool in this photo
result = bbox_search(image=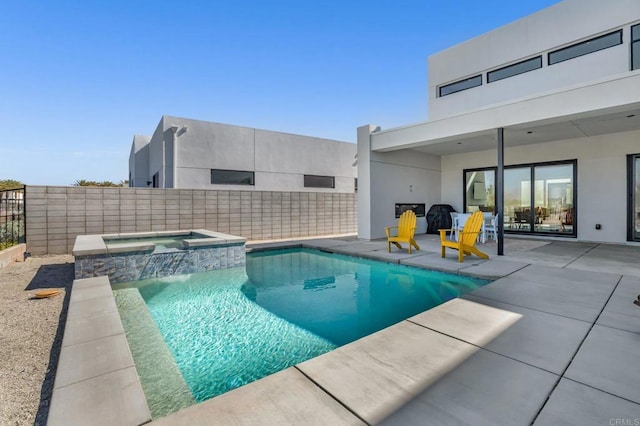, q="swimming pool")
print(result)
[113,248,489,417]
